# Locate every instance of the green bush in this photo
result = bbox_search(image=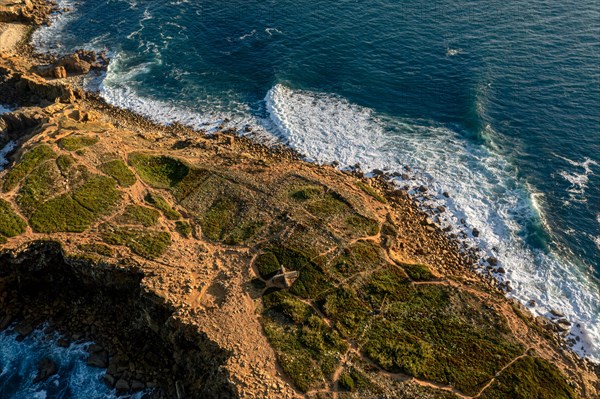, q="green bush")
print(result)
[201,196,237,241]
[0,199,26,237]
[255,252,281,279]
[479,356,577,399]
[175,220,192,237]
[17,160,62,216]
[58,135,99,151]
[144,192,181,220]
[30,175,121,233]
[355,181,387,203]
[402,263,434,281]
[78,243,114,257]
[99,159,136,187]
[56,154,76,172]
[100,224,171,259]
[290,185,322,201]
[3,145,56,192]
[128,153,189,188]
[115,205,160,227]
